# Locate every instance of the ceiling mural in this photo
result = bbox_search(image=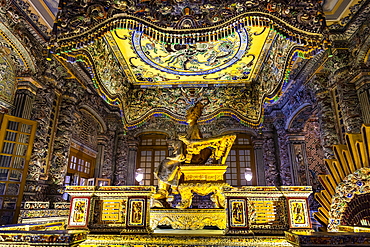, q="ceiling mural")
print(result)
[106,24,269,85]
[53,0,327,129]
